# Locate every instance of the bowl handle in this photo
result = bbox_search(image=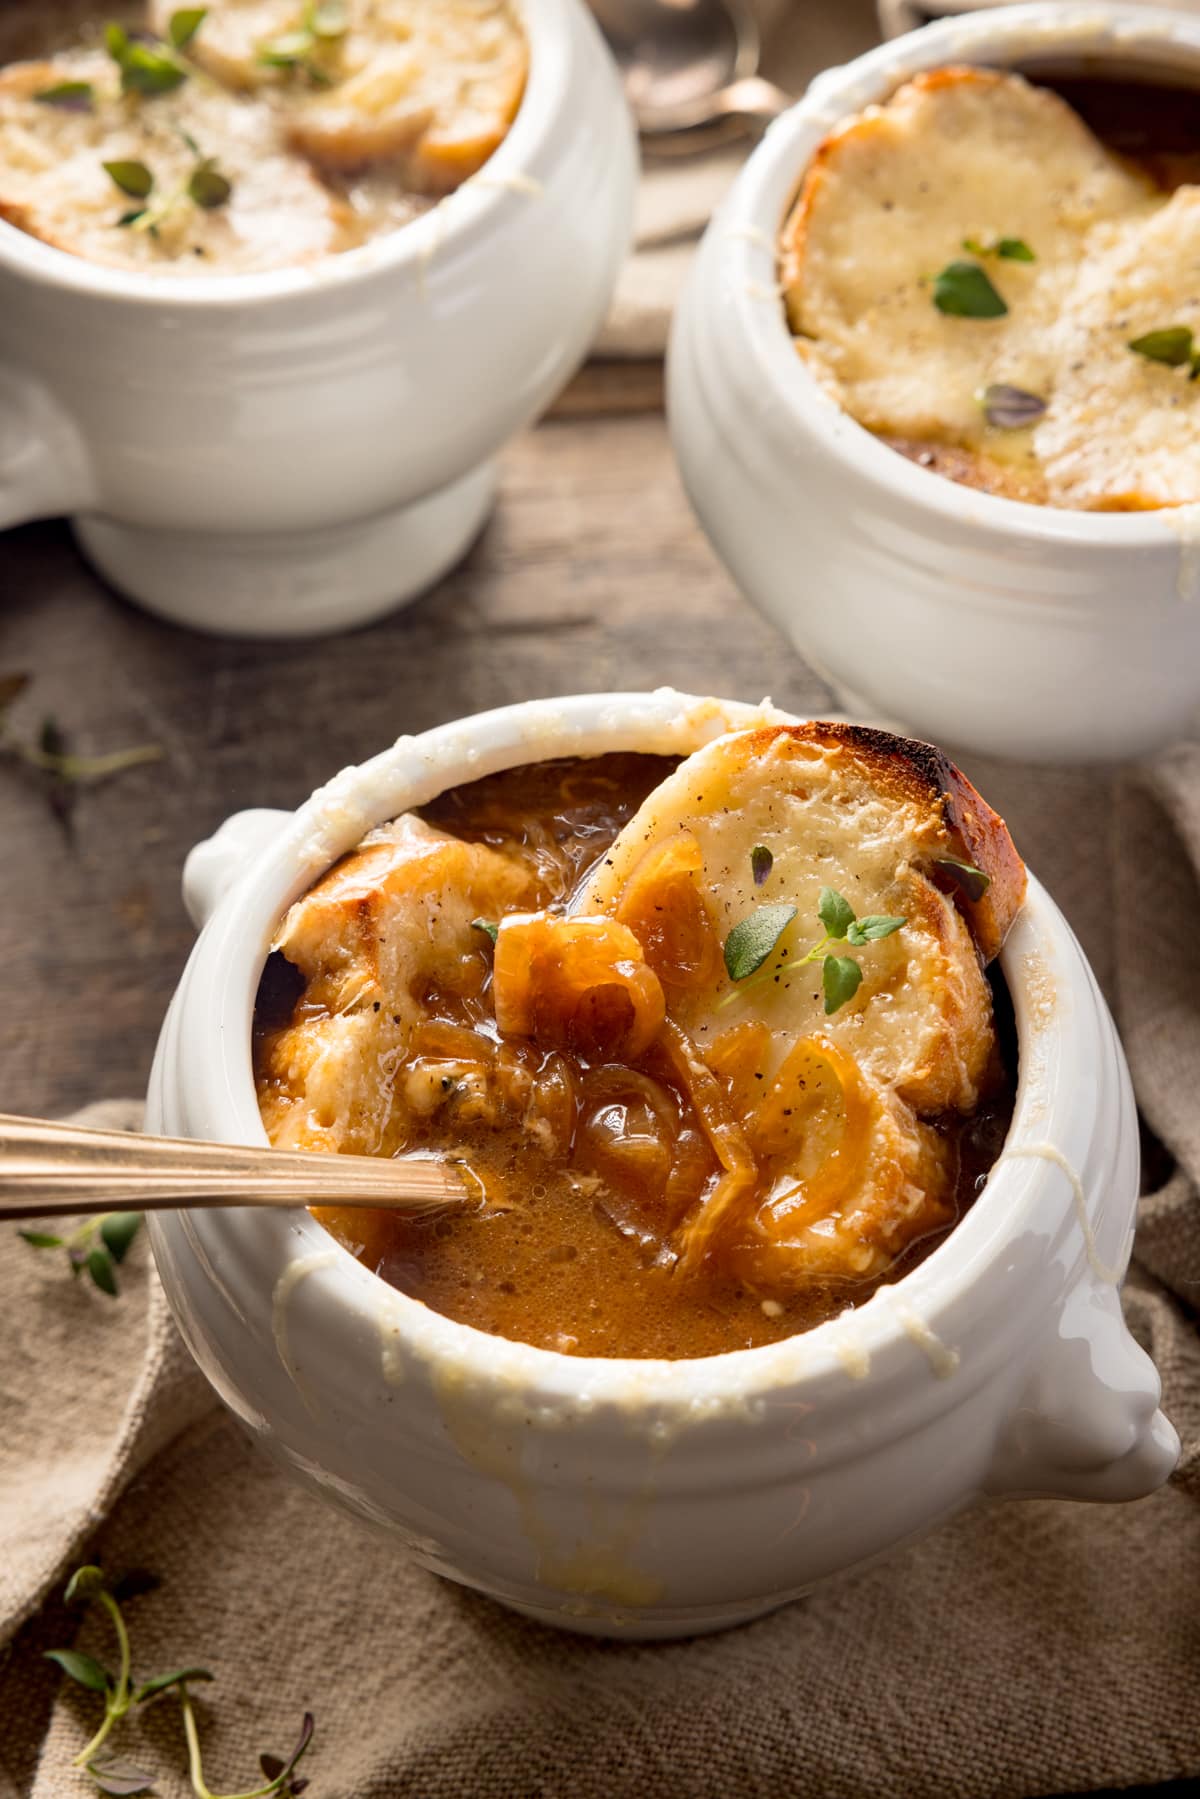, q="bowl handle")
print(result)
[984,1276,1180,1502]
[0,366,90,528]
[183,809,293,929]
